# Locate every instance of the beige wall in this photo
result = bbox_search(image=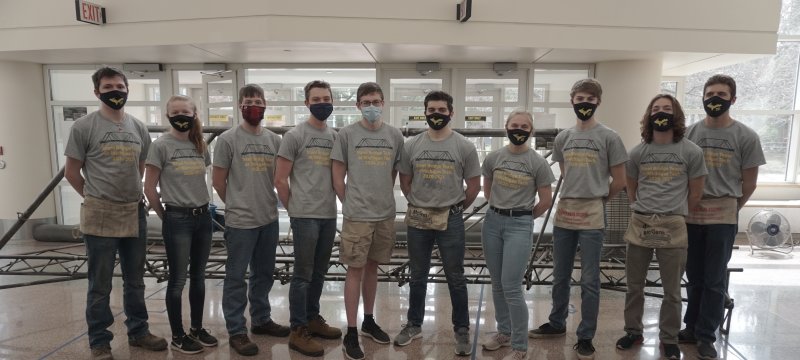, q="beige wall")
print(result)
[0,61,56,220]
[0,0,780,54]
